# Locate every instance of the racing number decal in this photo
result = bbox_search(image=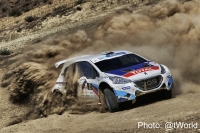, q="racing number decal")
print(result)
[88,83,92,90]
[81,80,92,90]
[81,80,98,96]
